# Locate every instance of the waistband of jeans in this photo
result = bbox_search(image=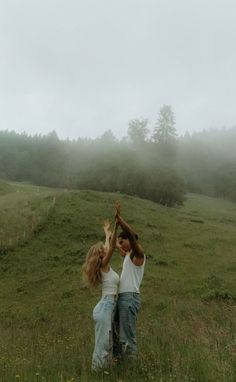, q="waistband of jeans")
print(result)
[102,294,117,301]
[118,292,140,297]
